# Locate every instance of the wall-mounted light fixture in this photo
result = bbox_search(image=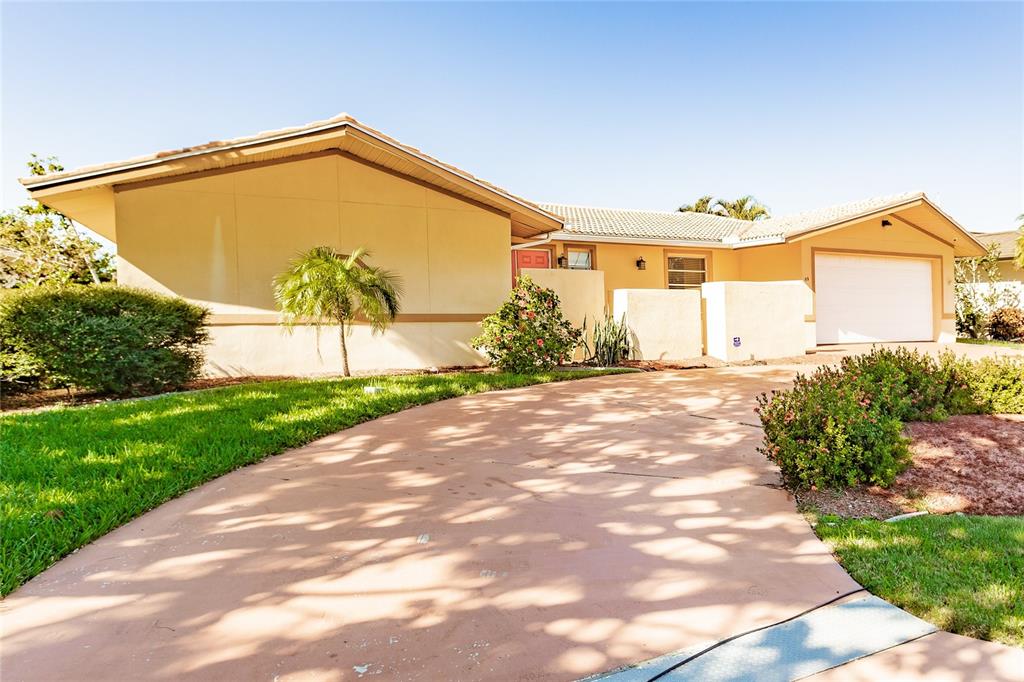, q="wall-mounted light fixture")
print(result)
[881,219,893,228]
[635,257,647,270]
[557,255,568,268]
